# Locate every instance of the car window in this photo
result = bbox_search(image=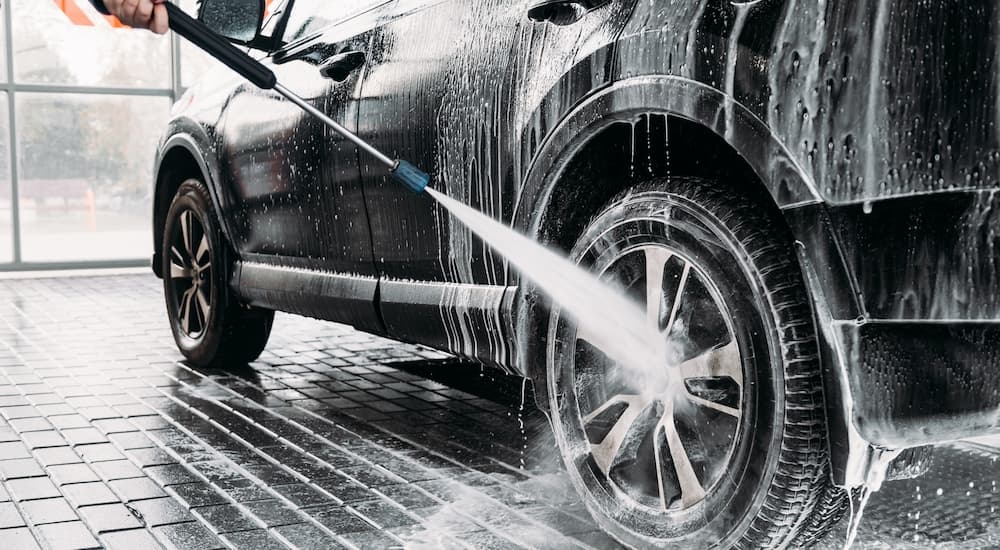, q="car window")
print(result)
[281,0,393,43]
